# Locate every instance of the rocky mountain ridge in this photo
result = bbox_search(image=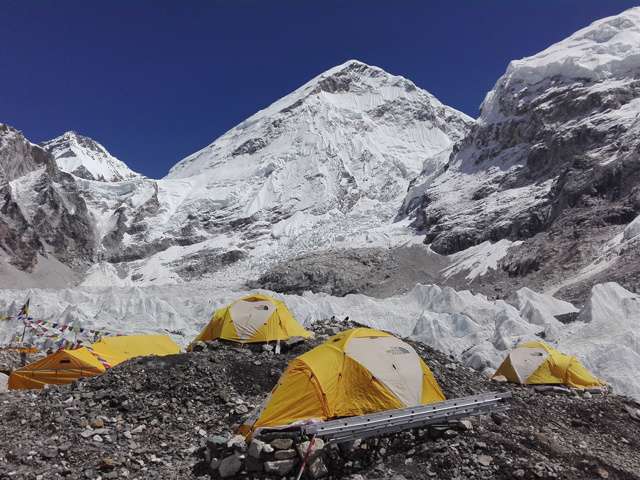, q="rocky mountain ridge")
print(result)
[401,8,640,304]
[0,124,96,273]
